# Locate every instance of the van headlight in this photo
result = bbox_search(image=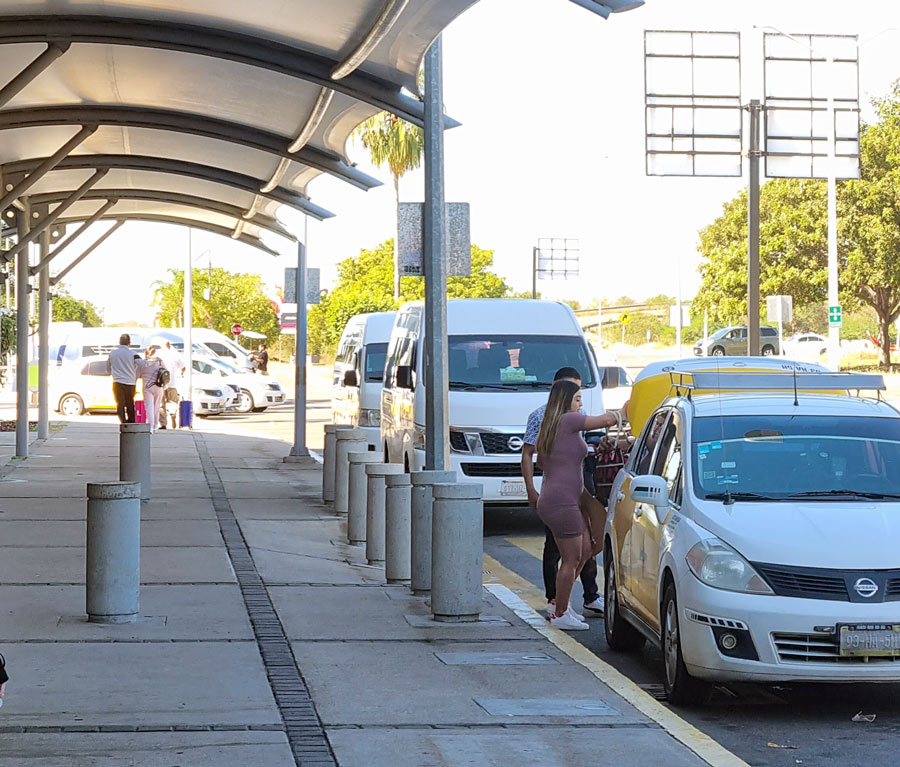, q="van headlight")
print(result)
[685,539,773,594]
[359,408,381,427]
